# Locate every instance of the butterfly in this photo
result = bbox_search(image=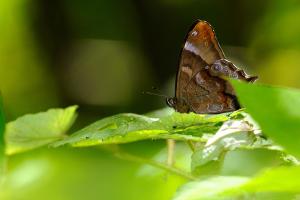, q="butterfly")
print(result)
[167,20,258,114]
